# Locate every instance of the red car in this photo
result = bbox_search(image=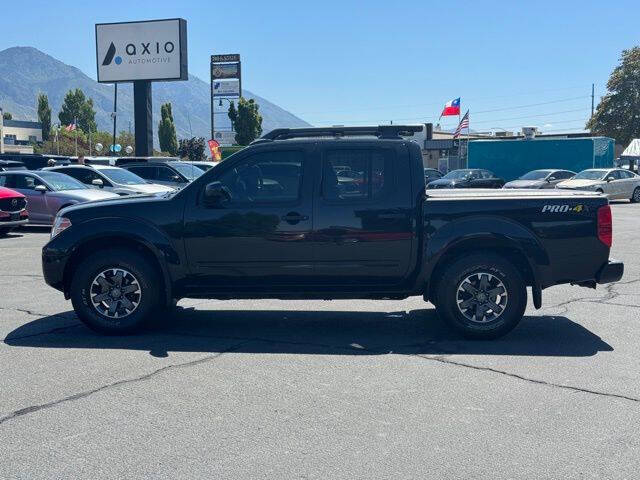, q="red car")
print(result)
[0,186,28,235]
